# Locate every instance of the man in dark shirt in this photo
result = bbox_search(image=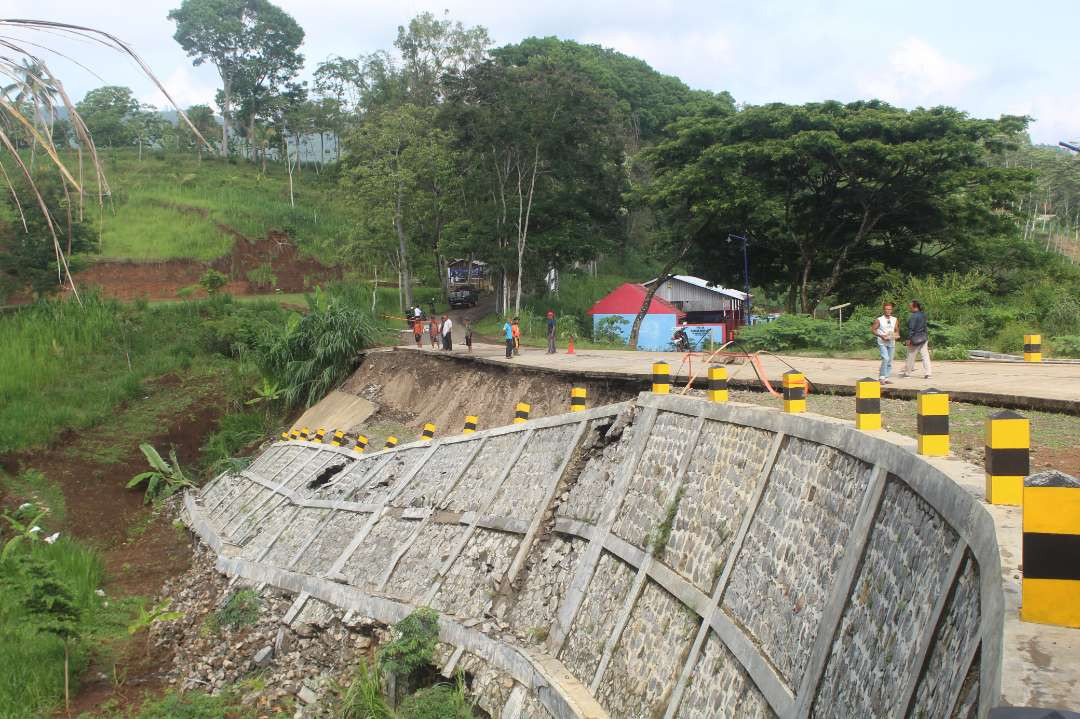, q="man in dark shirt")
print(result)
[901,300,932,379]
[546,310,557,354]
